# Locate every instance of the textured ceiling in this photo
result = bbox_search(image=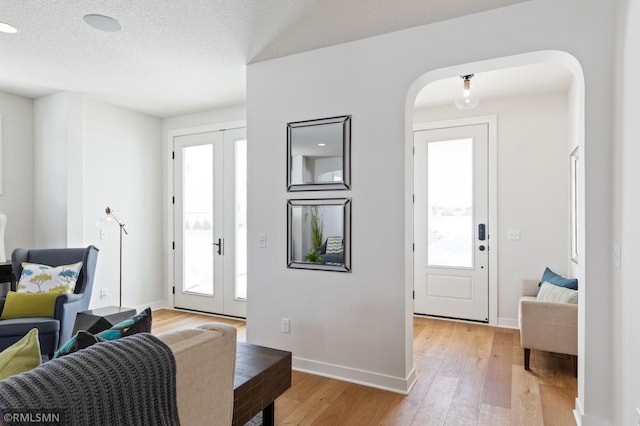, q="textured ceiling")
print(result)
[0,0,527,117]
